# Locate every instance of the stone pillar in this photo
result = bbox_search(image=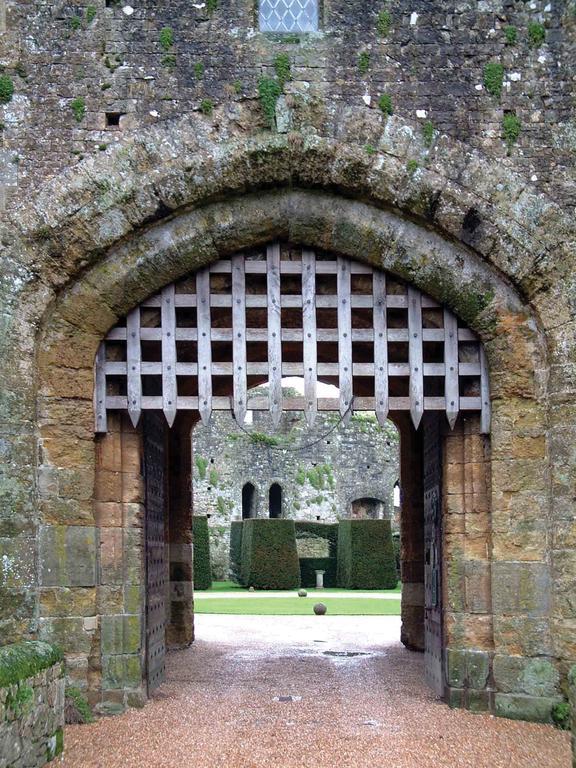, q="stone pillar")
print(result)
[443,416,494,712]
[166,413,195,648]
[396,414,425,652]
[94,414,147,713]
